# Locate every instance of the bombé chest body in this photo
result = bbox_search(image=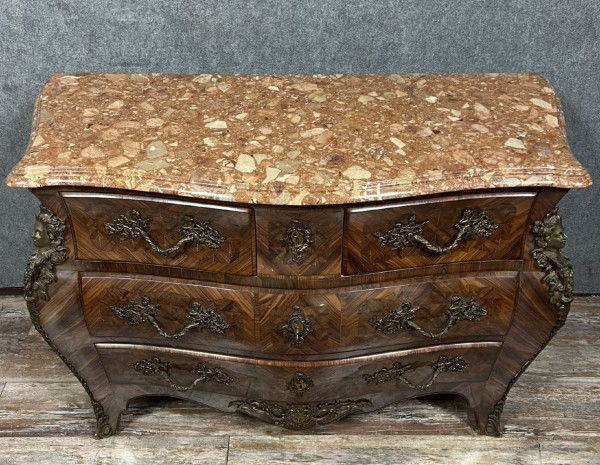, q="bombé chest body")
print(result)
[6,72,591,436]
